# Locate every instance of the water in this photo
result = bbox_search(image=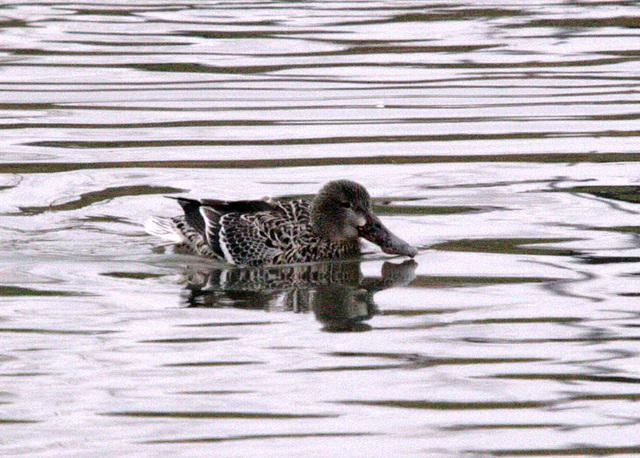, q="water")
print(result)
[2,1,640,455]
